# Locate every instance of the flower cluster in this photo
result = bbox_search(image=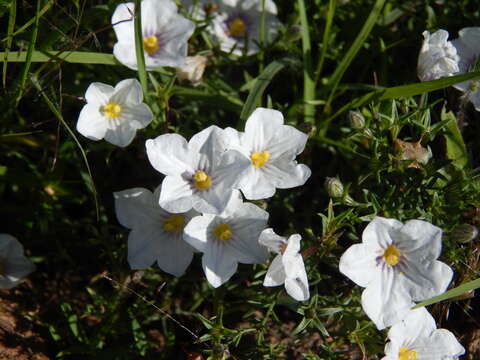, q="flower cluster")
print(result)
[418,27,480,110]
[339,217,465,358]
